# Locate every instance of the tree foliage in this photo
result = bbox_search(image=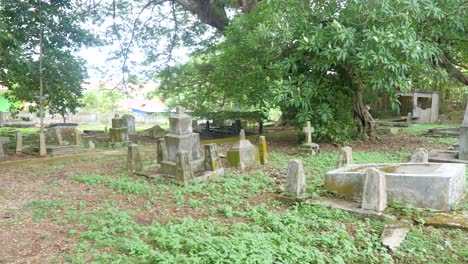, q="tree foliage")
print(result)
[0,0,96,121]
[156,0,467,141]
